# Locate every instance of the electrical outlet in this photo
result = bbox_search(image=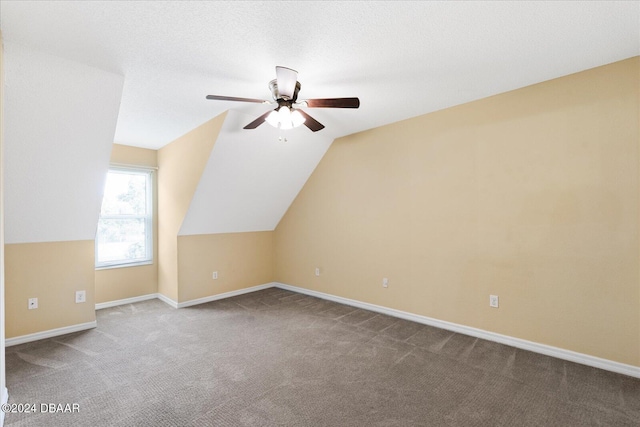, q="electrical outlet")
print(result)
[382,278,389,288]
[212,271,218,280]
[315,267,320,277]
[75,290,86,303]
[28,298,38,310]
[489,295,499,308]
